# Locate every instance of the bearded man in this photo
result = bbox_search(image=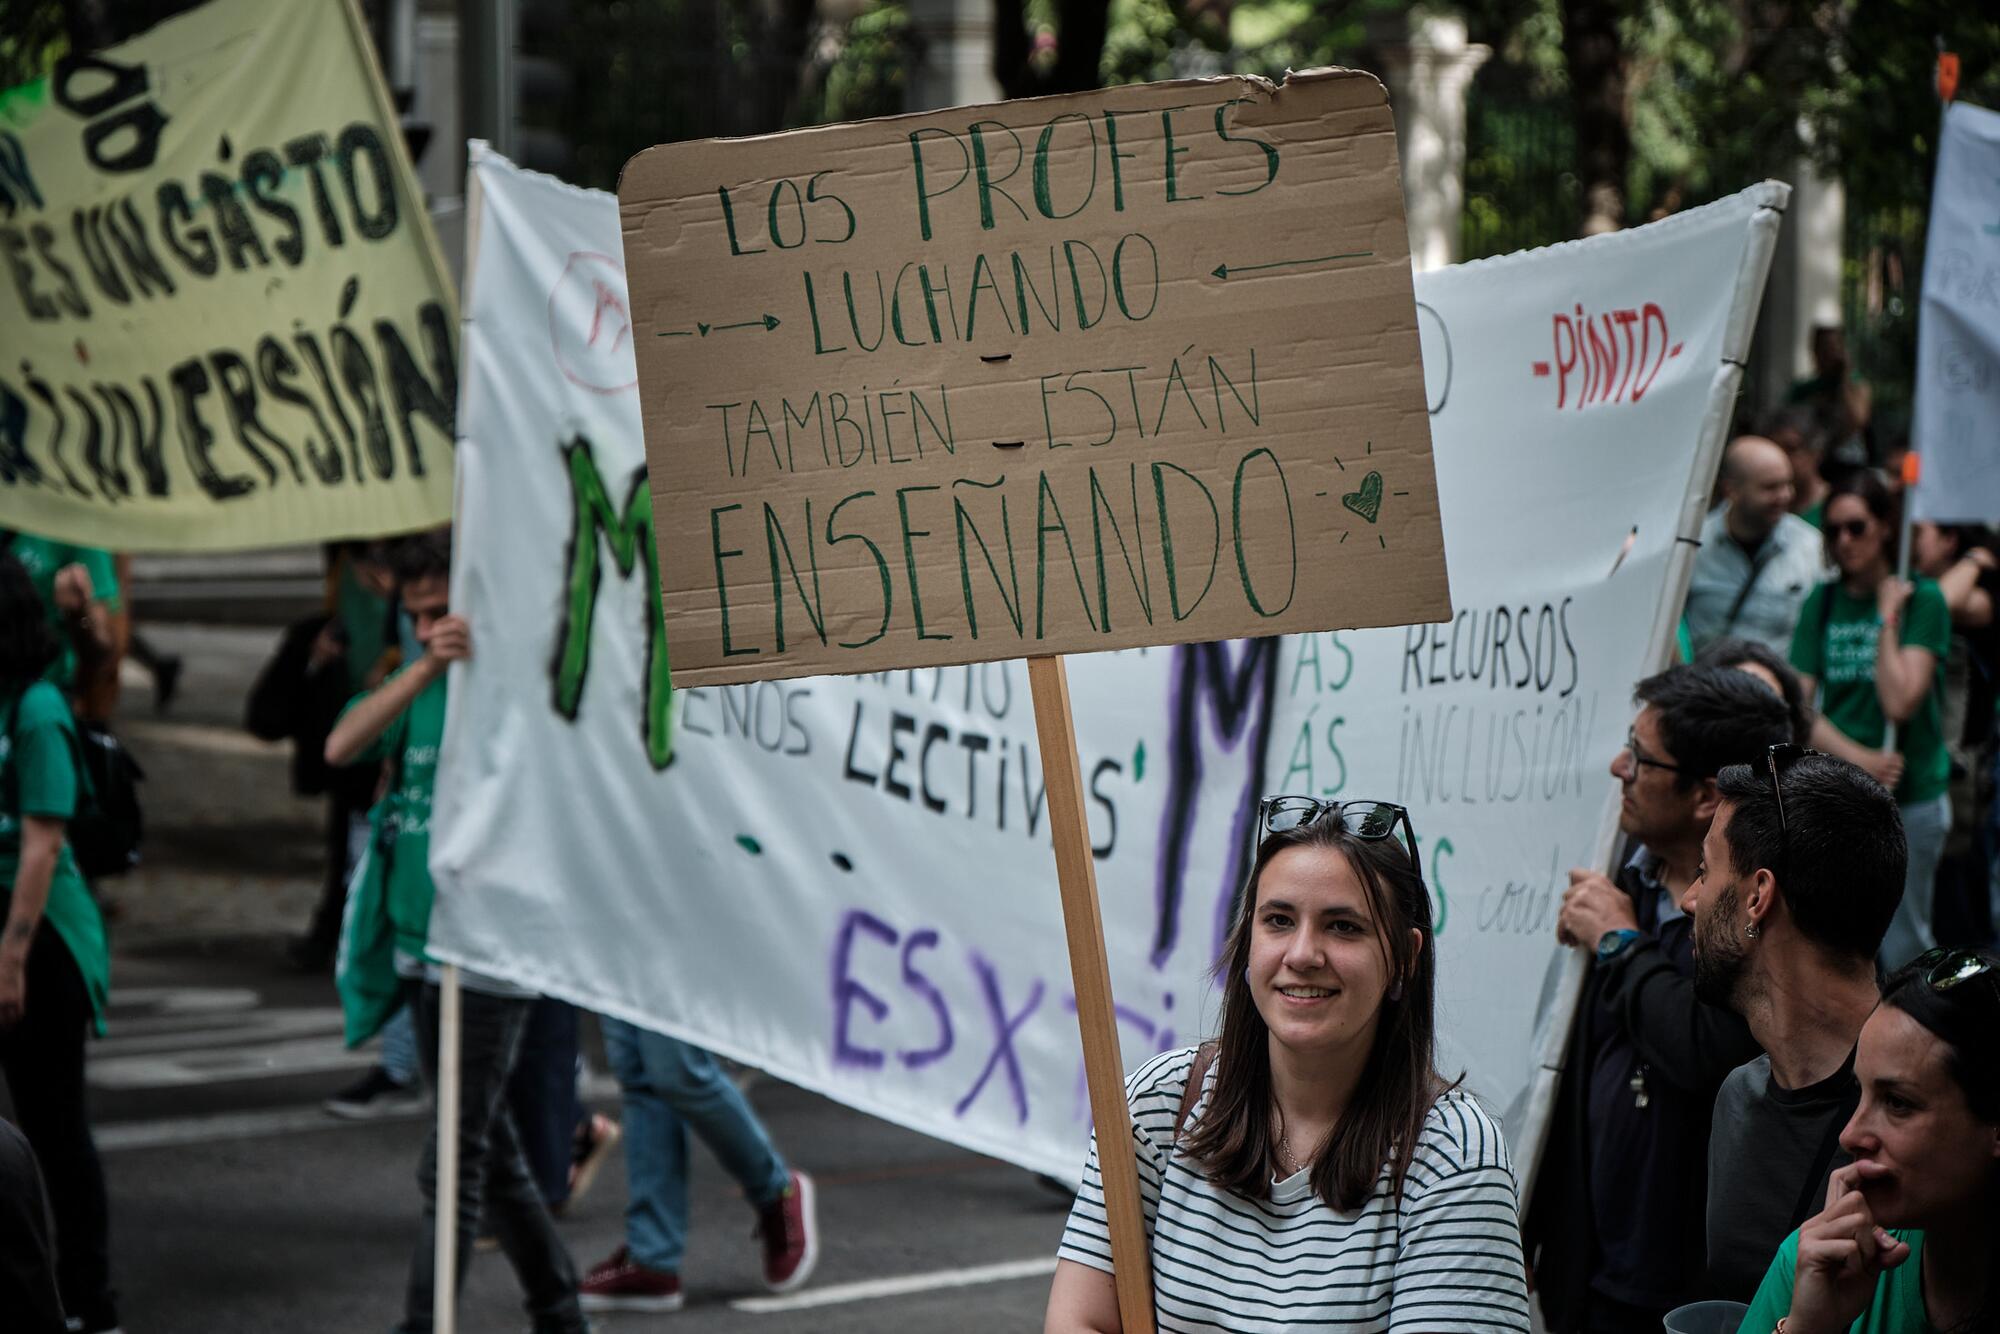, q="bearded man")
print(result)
[1678,750,1905,1300]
